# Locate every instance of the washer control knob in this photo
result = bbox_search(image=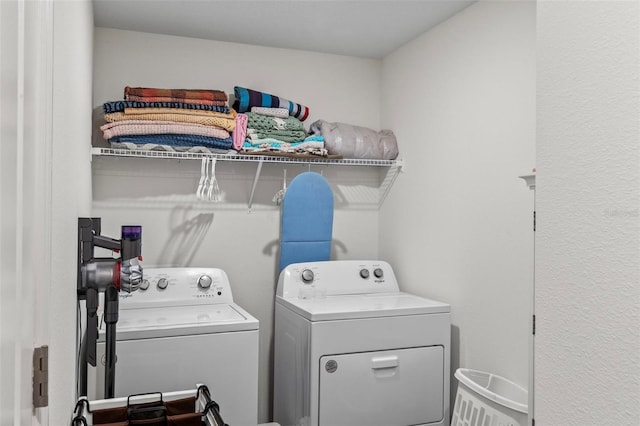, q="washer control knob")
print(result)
[156,278,169,290]
[139,279,150,291]
[360,269,370,279]
[301,269,315,284]
[373,268,384,278]
[197,275,213,289]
